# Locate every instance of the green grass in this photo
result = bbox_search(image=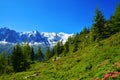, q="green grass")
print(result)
[0,32,120,80]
